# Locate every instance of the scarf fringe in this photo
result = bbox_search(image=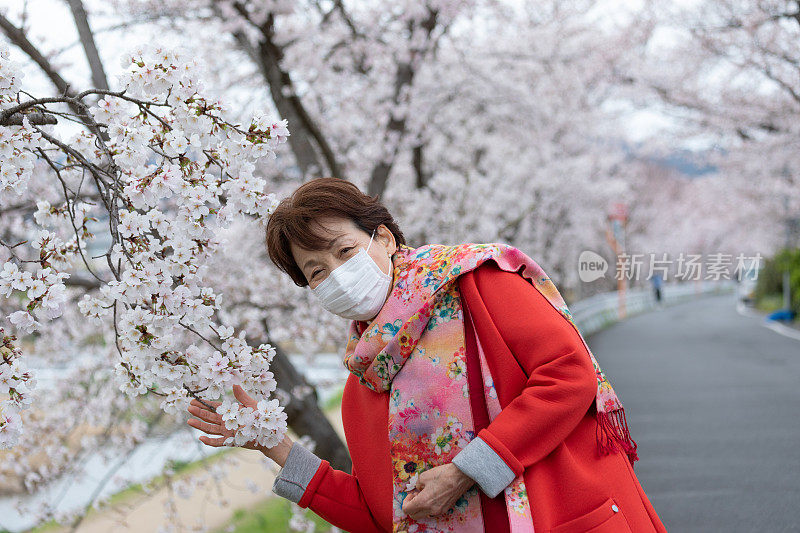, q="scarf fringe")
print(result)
[595,406,640,465]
